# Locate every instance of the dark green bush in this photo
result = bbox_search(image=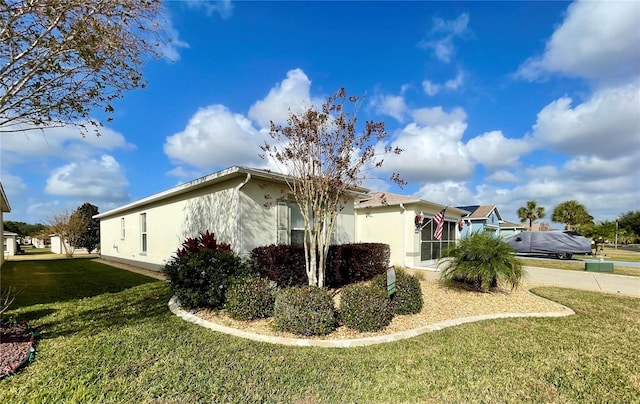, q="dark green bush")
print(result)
[272,286,336,336]
[162,231,252,309]
[438,231,524,292]
[373,268,424,315]
[225,276,276,321]
[252,243,390,287]
[339,284,394,332]
[250,245,307,287]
